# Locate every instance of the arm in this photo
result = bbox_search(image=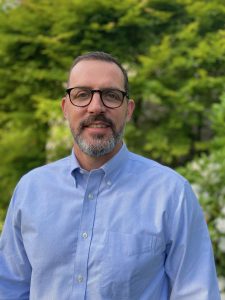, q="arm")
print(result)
[165,181,220,300]
[0,188,31,300]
